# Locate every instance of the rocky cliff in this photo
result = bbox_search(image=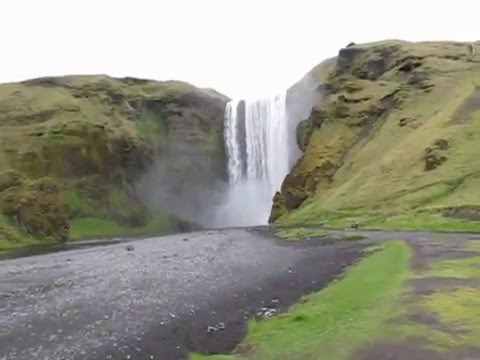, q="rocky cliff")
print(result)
[271,40,480,229]
[0,75,228,249]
